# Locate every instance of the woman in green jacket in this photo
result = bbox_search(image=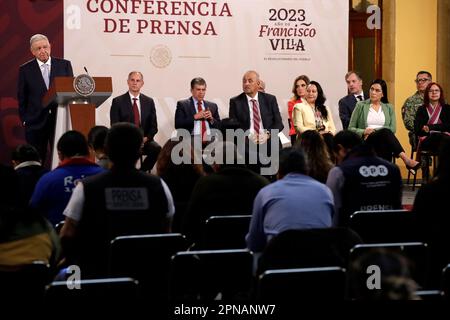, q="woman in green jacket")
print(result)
[349,79,420,173]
